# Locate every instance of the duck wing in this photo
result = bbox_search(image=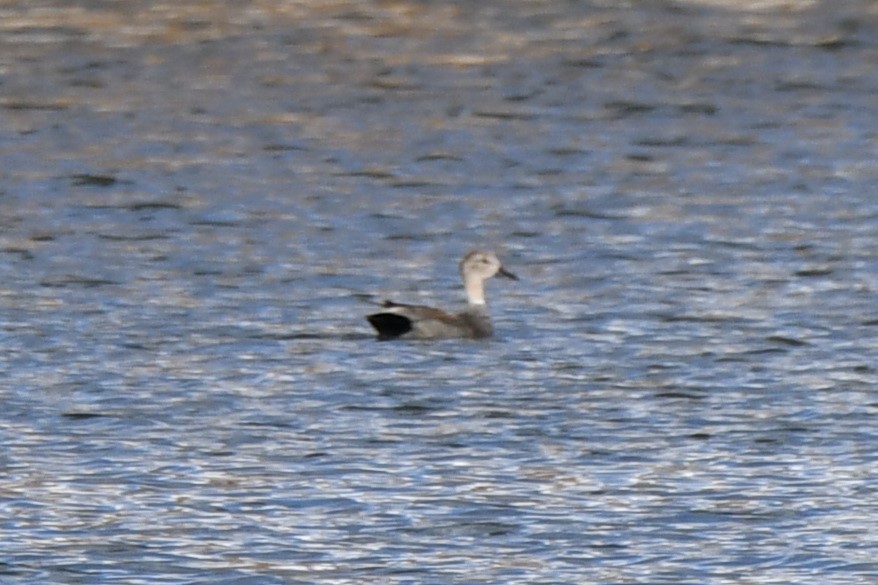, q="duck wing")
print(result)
[367,300,463,340]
